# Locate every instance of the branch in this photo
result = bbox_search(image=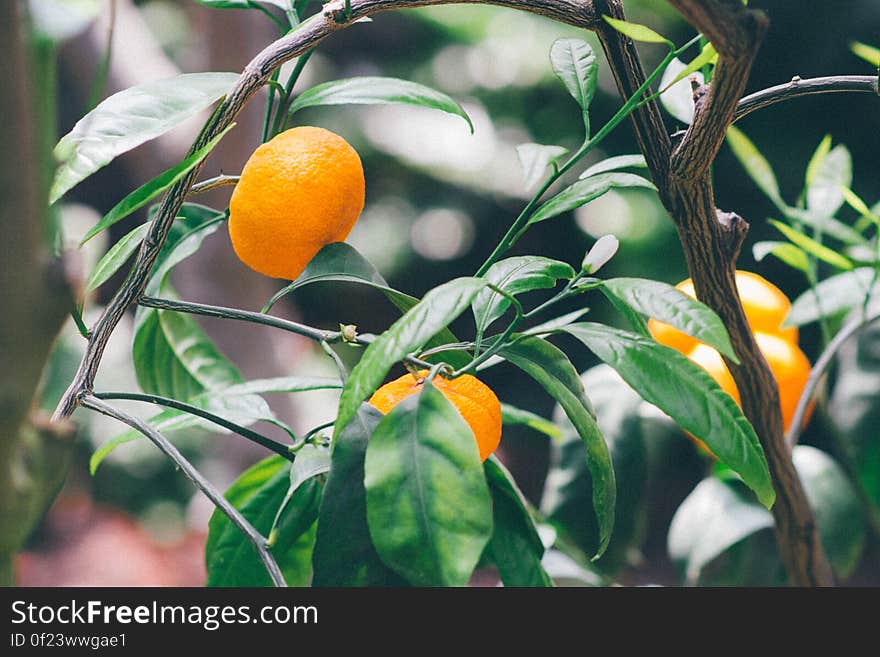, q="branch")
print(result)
[93,391,297,461]
[787,310,880,447]
[735,75,879,122]
[668,0,769,180]
[52,0,601,423]
[81,395,287,587]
